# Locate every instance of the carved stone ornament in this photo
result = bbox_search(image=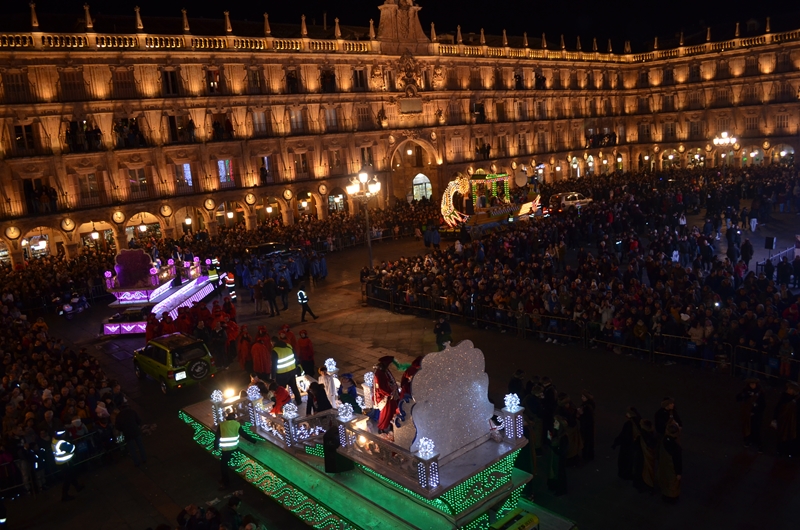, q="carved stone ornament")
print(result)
[432,65,444,87]
[401,129,420,139]
[396,51,421,96]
